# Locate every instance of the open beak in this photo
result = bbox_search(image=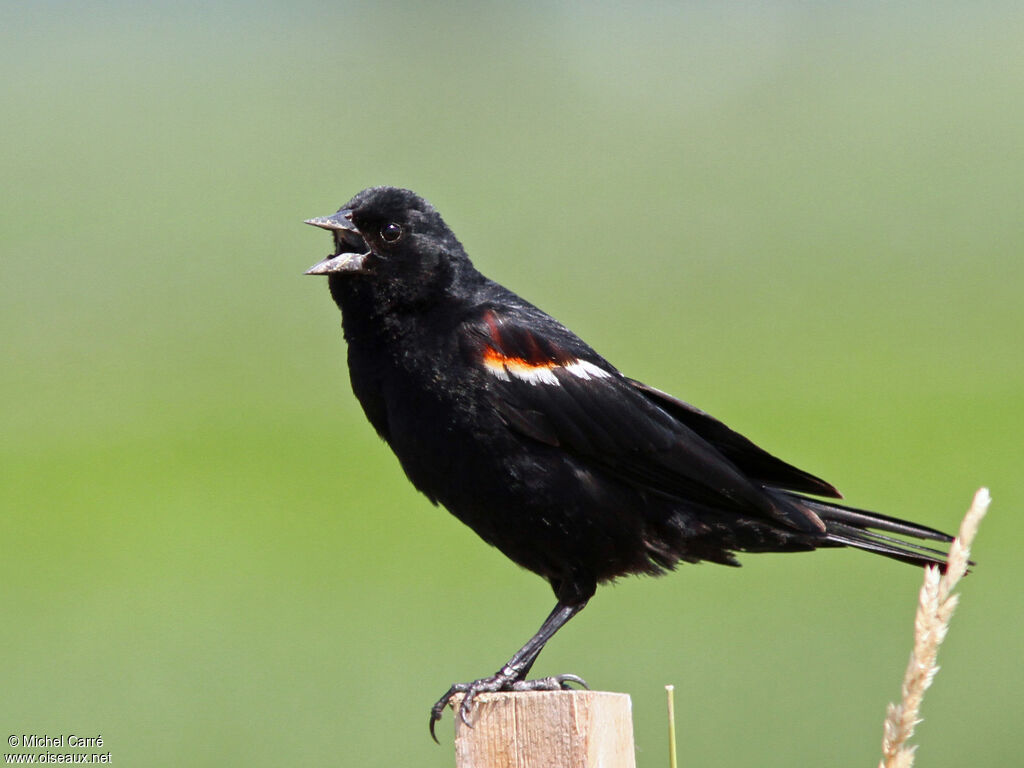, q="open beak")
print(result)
[304,210,371,275]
